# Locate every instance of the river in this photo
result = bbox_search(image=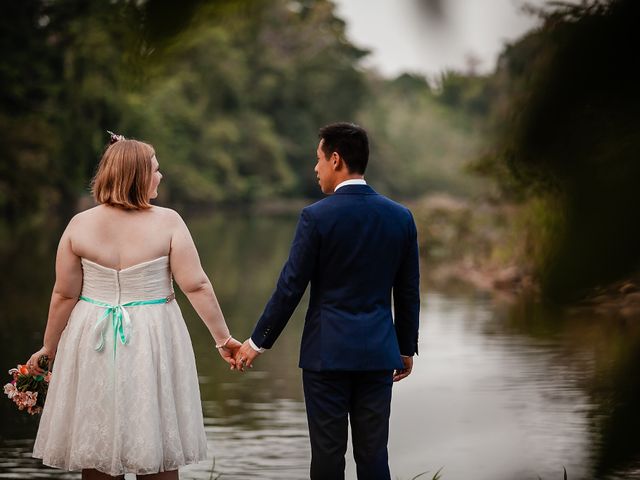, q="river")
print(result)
[1,212,639,479]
